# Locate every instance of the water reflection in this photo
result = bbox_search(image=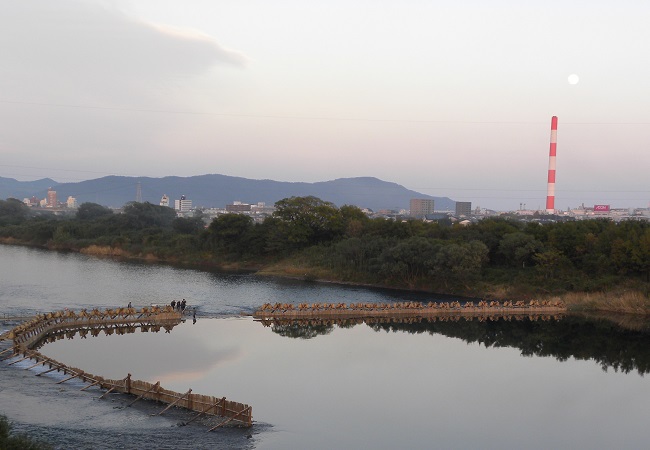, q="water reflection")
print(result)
[31,322,181,351]
[260,315,650,375]
[32,315,650,450]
